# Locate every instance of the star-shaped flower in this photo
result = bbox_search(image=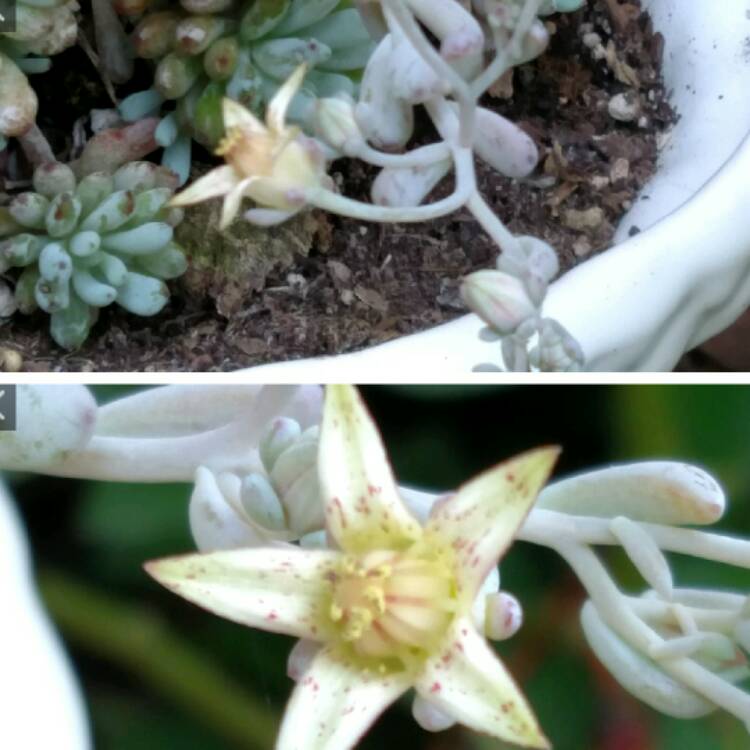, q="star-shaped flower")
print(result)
[168,65,328,229]
[146,385,559,749]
